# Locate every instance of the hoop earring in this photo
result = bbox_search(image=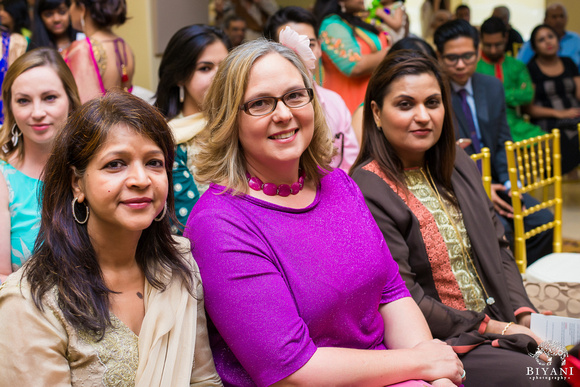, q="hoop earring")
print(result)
[72,197,89,224]
[10,124,21,147]
[154,202,167,222]
[179,85,184,103]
